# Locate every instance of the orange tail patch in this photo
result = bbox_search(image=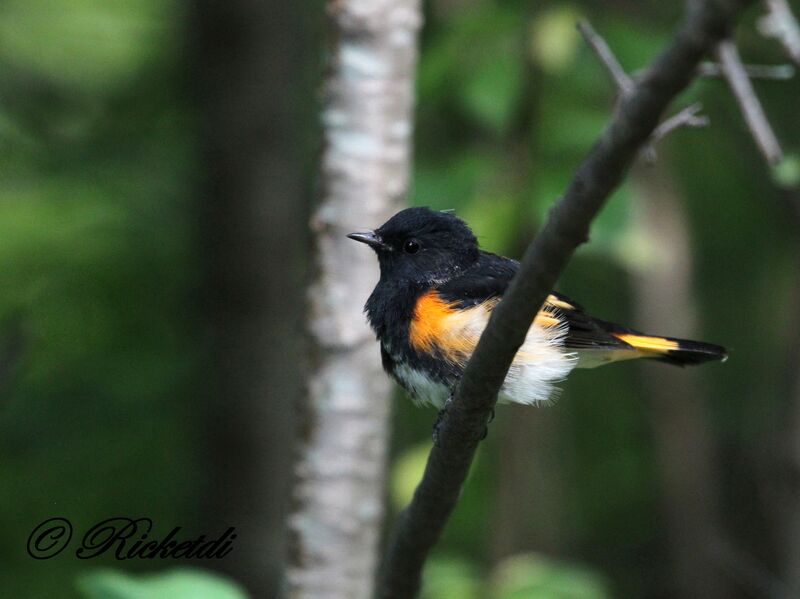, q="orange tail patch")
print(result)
[613,333,679,354]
